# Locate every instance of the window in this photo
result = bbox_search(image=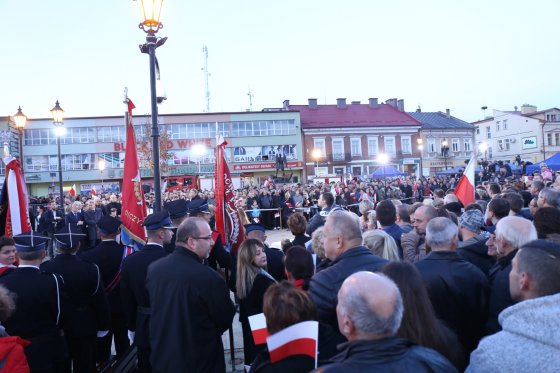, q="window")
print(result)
[428,138,436,153]
[498,140,504,151]
[503,119,508,130]
[496,121,500,131]
[313,138,326,157]
[556,133,560,146]
[384,136,396,155]
[400,136,412,154]
[24,129,56,145]
[548,133,553,146]
[486,126,491,139]
[332,138,345,161]
[476,127,480,135]
[230,120,296,137]
[350,137,362,156]
[367,136,379,156]
[464,138,472,152]
[98,152,125,168]
[546,114,558,122]
[504,138,511,151]
[98,127,126,142]
[452,138,460,152]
